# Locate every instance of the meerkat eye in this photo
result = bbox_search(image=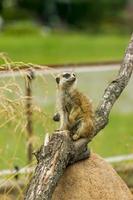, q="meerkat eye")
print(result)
[63,73,71,79]
[73,73,76,77]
